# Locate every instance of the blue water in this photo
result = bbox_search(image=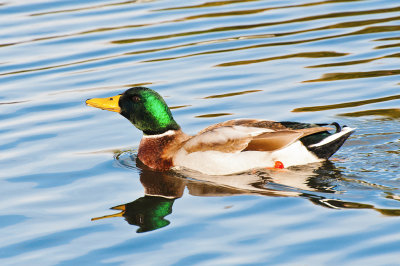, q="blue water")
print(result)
[1,0,400,265]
